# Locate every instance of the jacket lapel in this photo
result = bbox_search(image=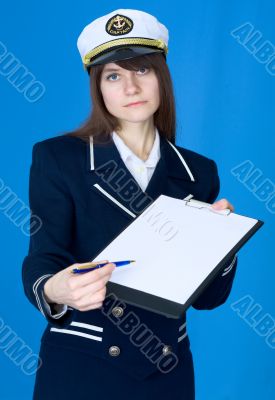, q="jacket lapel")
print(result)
[86,134,197,218]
